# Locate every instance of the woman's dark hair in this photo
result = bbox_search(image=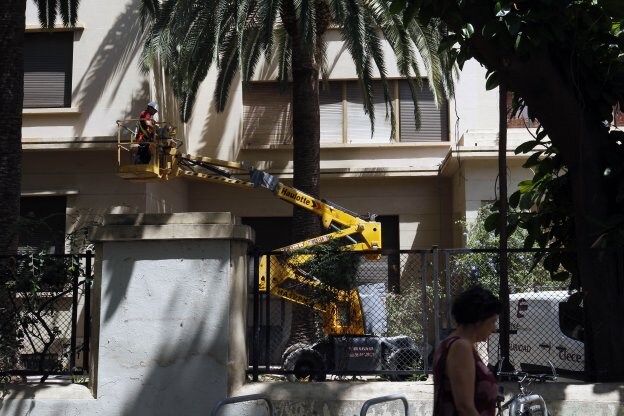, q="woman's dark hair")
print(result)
[452,285,502,325]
